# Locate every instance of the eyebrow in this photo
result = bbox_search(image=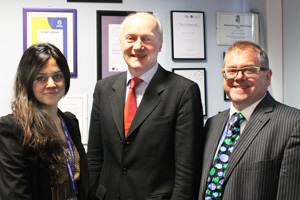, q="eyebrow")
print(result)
[225,64,256,68]
[125,33,154,37]
[37,70,63,75]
